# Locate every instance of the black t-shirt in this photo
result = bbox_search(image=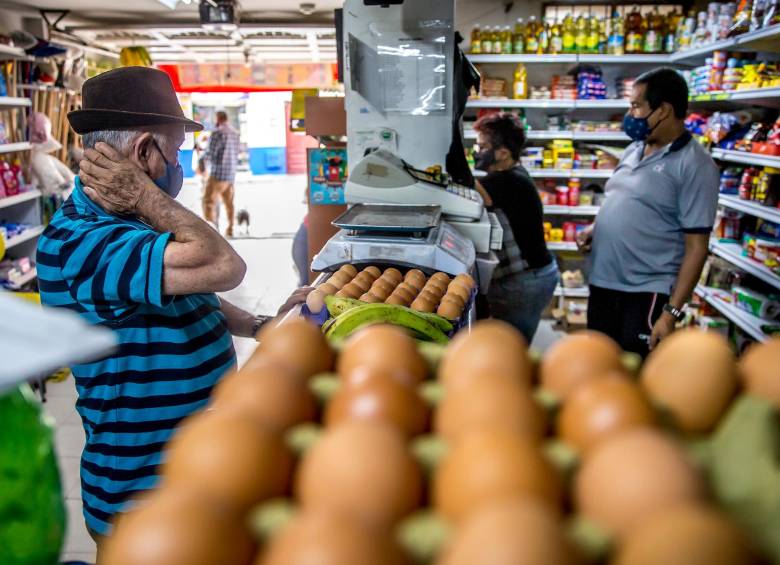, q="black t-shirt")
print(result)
[480,165,552,270]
